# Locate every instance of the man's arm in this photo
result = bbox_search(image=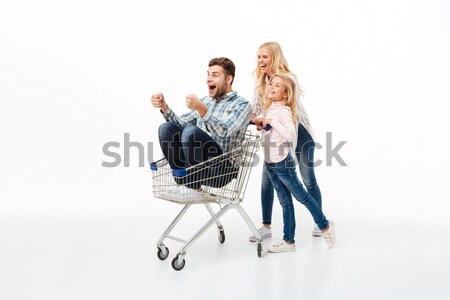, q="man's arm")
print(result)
[150,92,197,127]
[151,93,168,113]
[163,107,197,128]
[185,94,208,117]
